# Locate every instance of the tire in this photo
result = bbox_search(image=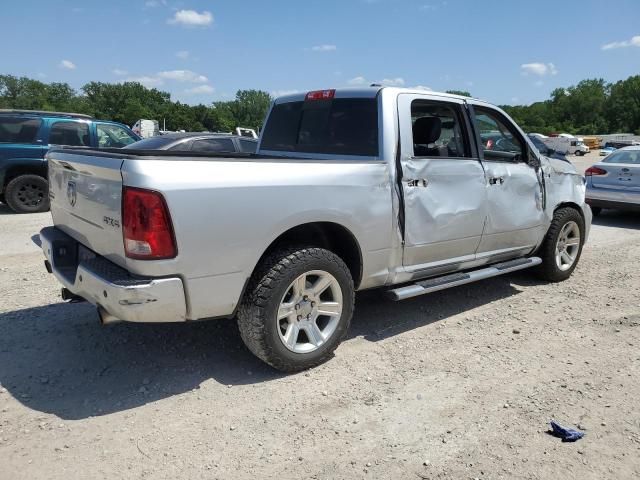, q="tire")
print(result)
[590,206,602,216]
[575,150,583,156]
[536,207,585,282]
[237,247,355,372]
[4,174,50,214]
